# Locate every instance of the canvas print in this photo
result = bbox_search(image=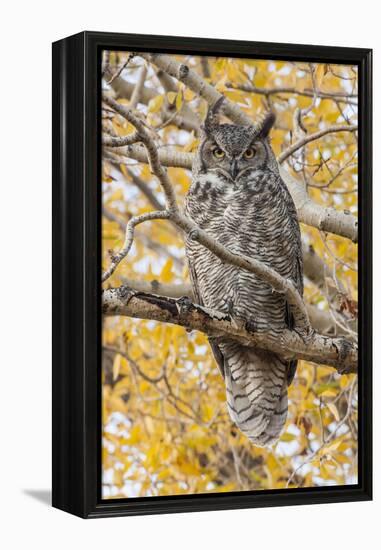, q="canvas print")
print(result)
[101,51,358,499]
